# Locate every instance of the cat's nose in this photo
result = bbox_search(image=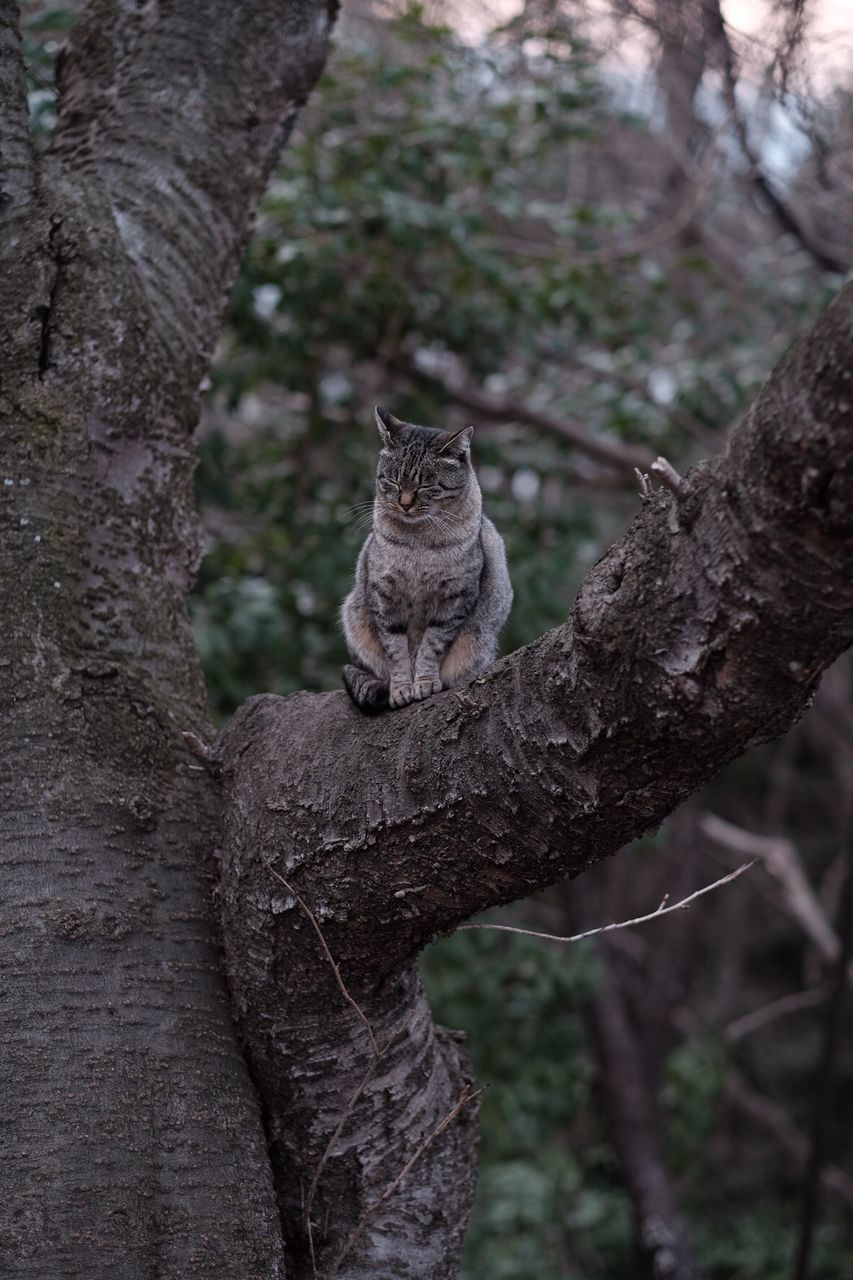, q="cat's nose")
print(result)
[399,491,416,511]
